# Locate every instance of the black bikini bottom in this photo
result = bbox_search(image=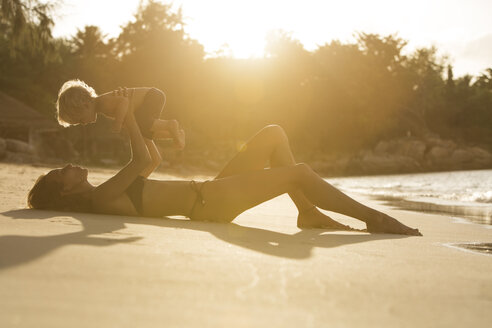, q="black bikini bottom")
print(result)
[188,180,209,219]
